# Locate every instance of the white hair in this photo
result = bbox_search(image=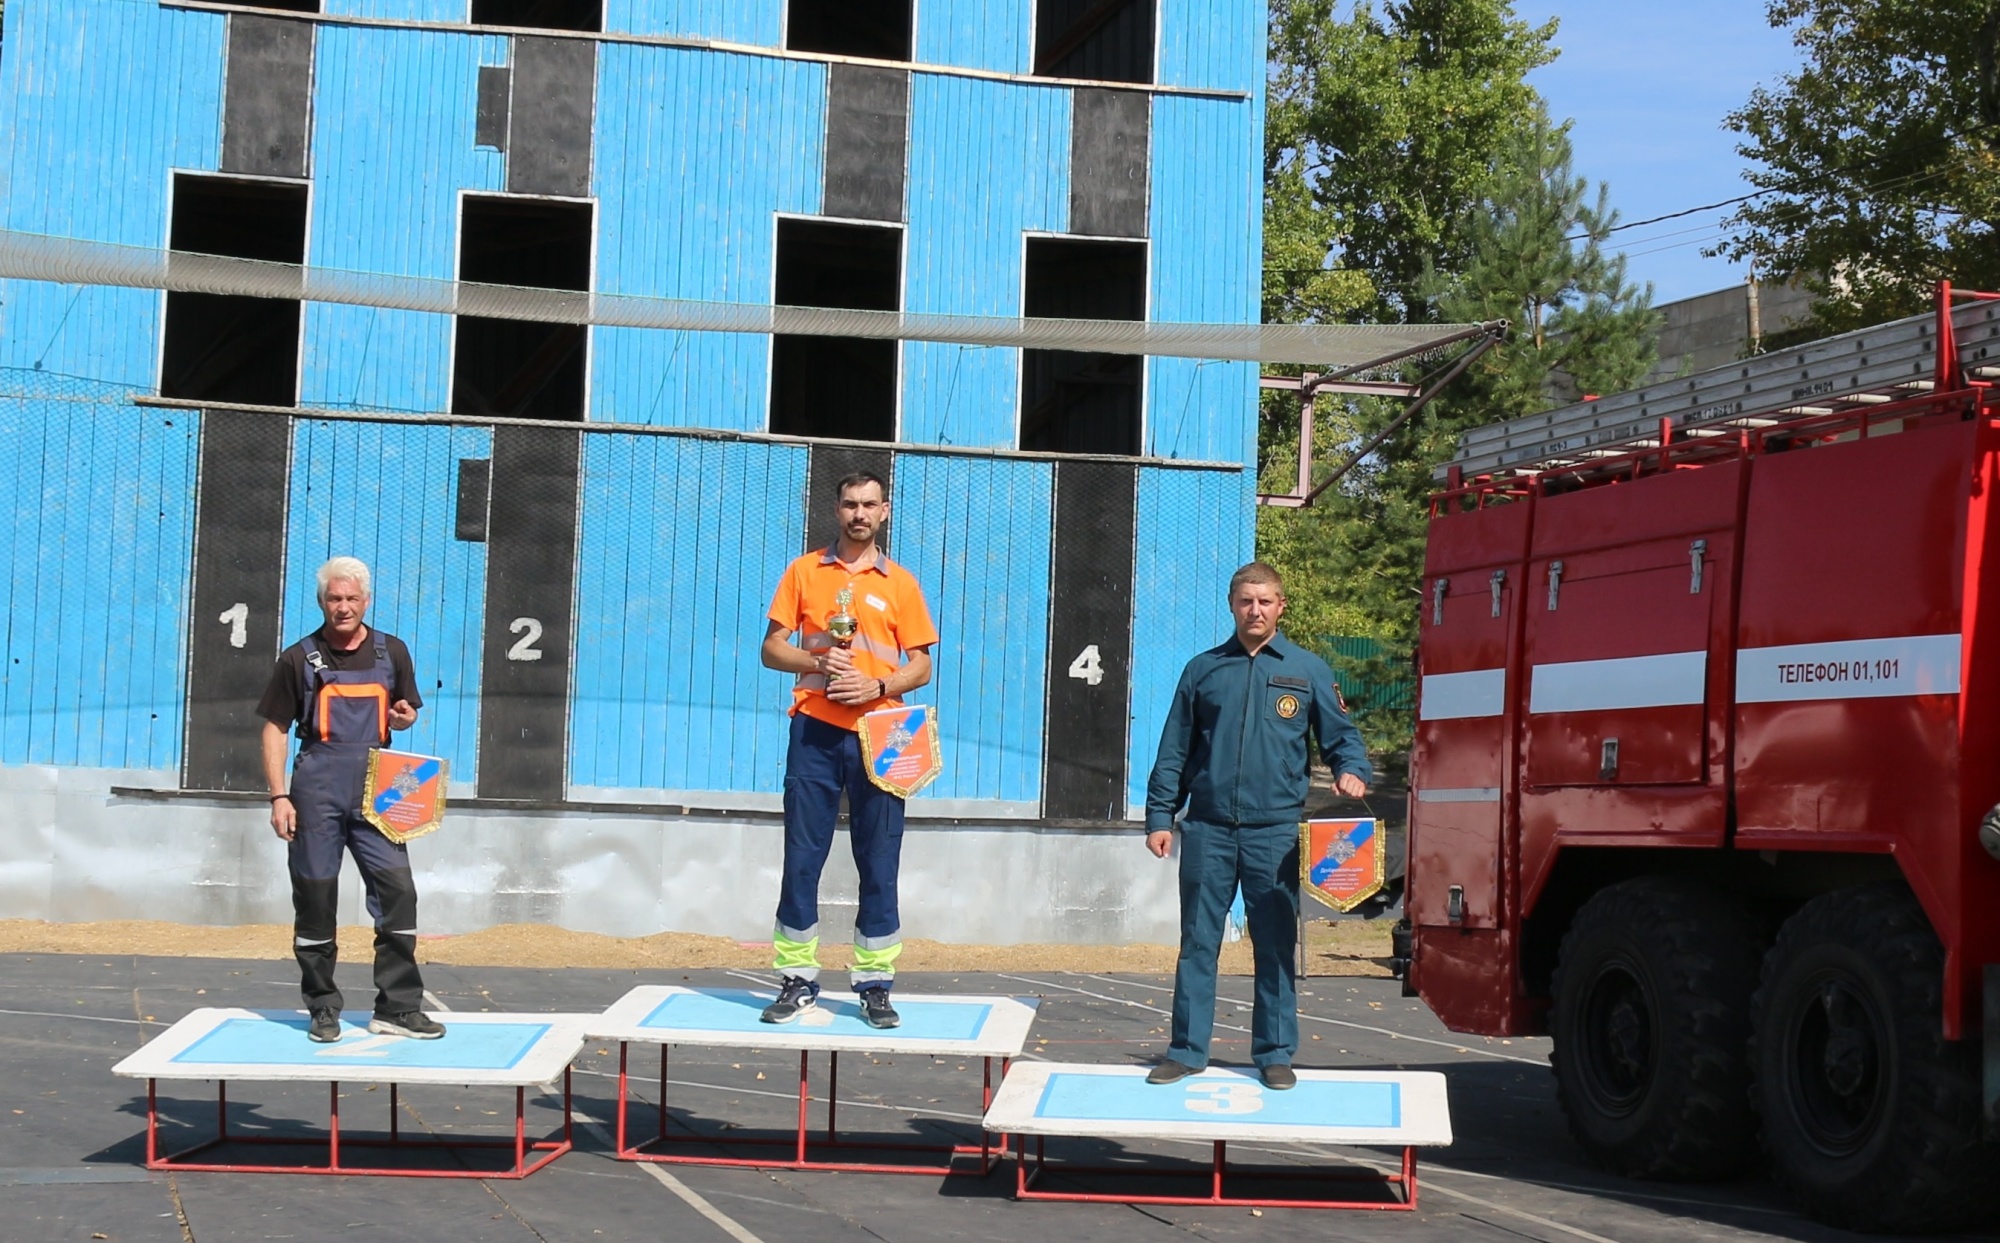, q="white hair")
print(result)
[316,556,372,601]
